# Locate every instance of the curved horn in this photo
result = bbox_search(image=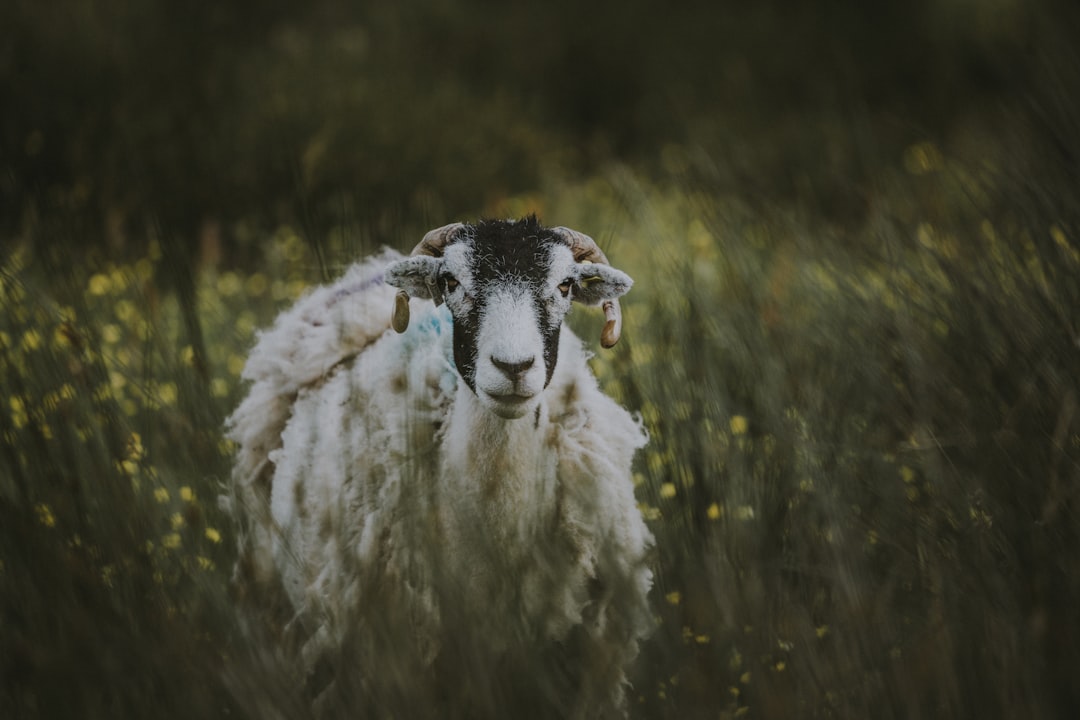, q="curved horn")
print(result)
[411,222,465,258]
[392,222,465,333]
[551,227,624,349]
